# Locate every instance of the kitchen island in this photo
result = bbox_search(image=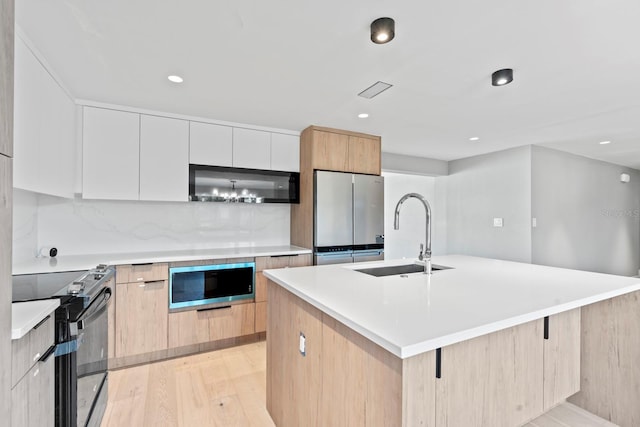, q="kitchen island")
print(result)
[263,255,640,427]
